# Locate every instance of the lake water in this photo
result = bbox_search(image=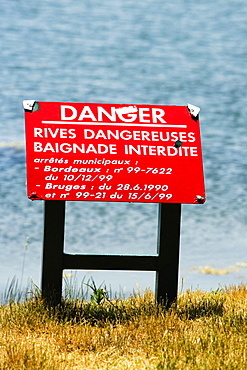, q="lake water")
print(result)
[0,0,246,296]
